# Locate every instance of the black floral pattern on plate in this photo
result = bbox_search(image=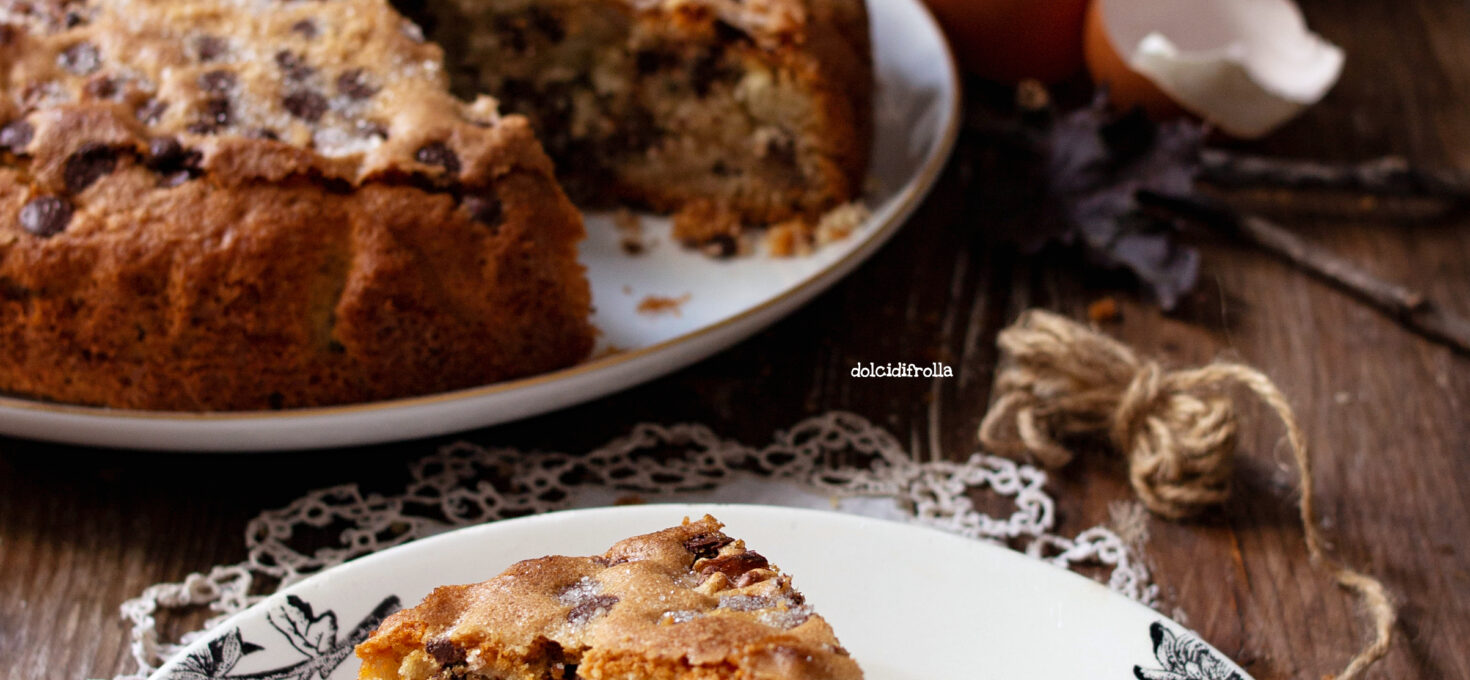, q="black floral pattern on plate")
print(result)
[1134,621,1244,680]
[162,594,399,680]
